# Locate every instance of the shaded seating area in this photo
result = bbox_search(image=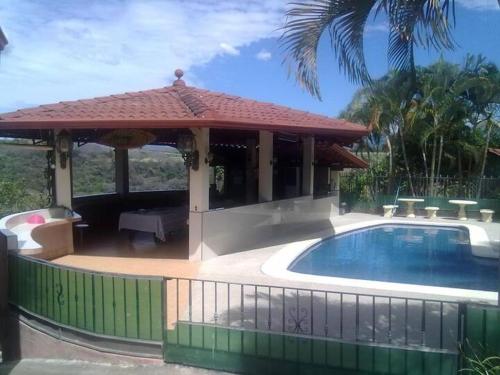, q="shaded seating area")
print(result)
[72,190,190,259]
[0,70,369,263]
